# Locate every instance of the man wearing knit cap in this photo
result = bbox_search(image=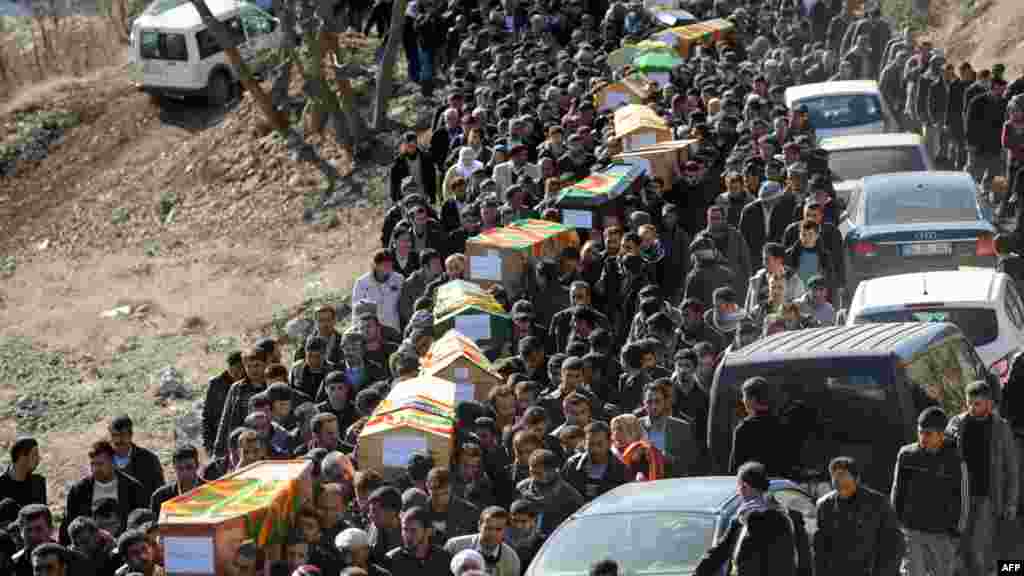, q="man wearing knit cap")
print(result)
[890,407,967,576]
